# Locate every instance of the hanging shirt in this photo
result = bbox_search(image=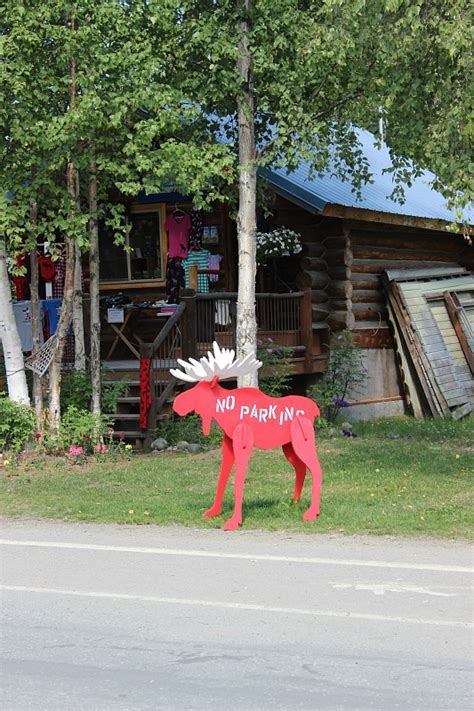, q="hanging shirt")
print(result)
[37,254,56,281]
[53,256,66,298]
[12,301,44,352]
[208,253,223,283]
[41,298,62,336]
[215,299,231,326]
[13,255,29,301]
[182,250,211,293]
[189,208,204,251]
[164,212,191,259]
